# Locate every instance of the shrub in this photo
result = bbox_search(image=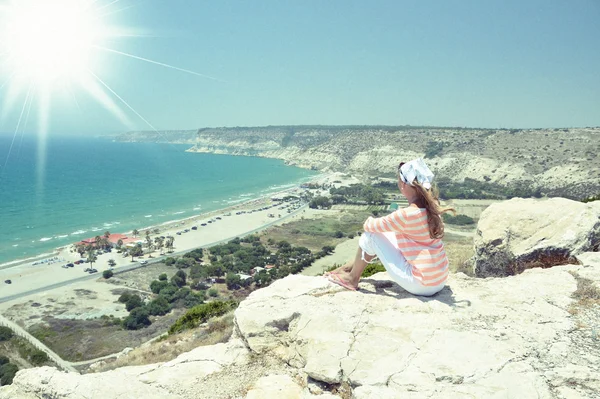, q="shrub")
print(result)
[146,296,171,316]
[442,214,475,225]
[207,288,219,297]
[0,362,18,385]
[122,307,151,330]
[29,350,48,366]
[164,257,176,266]
[175,270,187,284]
[0,326,13,341]
[171,275,185,288]
[225,273,242,290]
[168,300,237,335]
[102,270,114,279]
[362,263,386,277]
[125,294,143,312]
[118,292,132,303]
[333,231,344,238]
[158,273,168,281]
[0,355,9,366]
[150,280,170,294]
